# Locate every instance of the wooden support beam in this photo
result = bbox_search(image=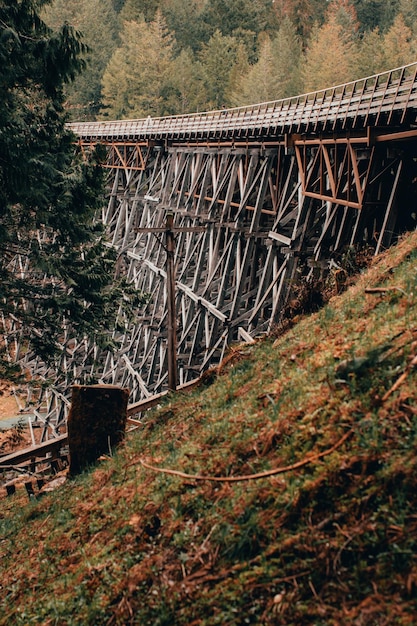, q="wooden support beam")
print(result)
[0,434,68,469]
[166,211,178,391]
[3,95,412,428]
